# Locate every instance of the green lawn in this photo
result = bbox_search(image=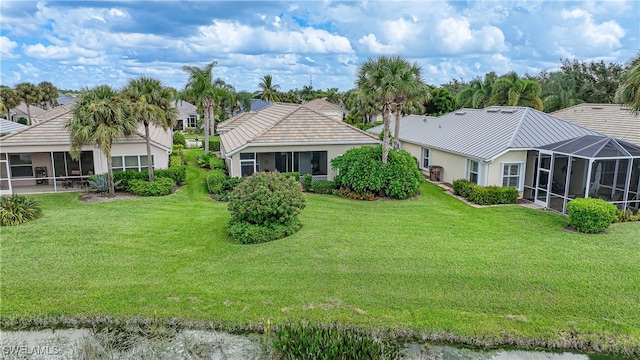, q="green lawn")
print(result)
[1,149,639,353]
